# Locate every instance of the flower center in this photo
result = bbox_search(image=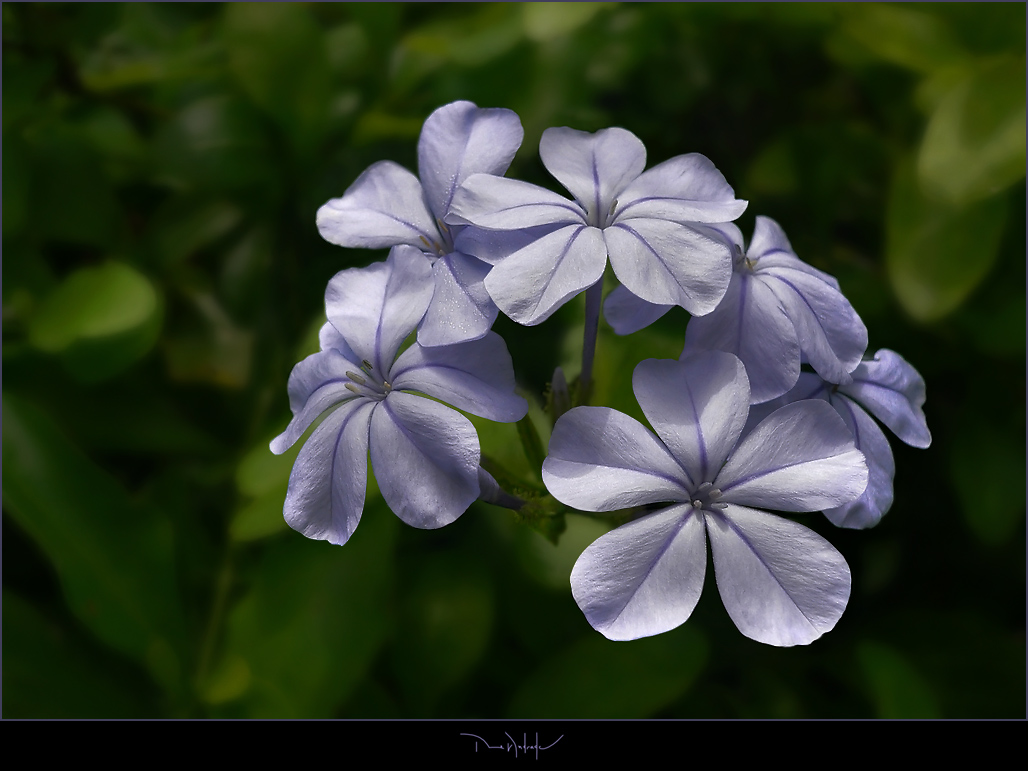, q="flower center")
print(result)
[418,219,455,258]
[733,248,755,274]
[690,481,728,511]
[344,359,393,401]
